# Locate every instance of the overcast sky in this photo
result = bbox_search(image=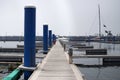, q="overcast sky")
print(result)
[0,0,120,36]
